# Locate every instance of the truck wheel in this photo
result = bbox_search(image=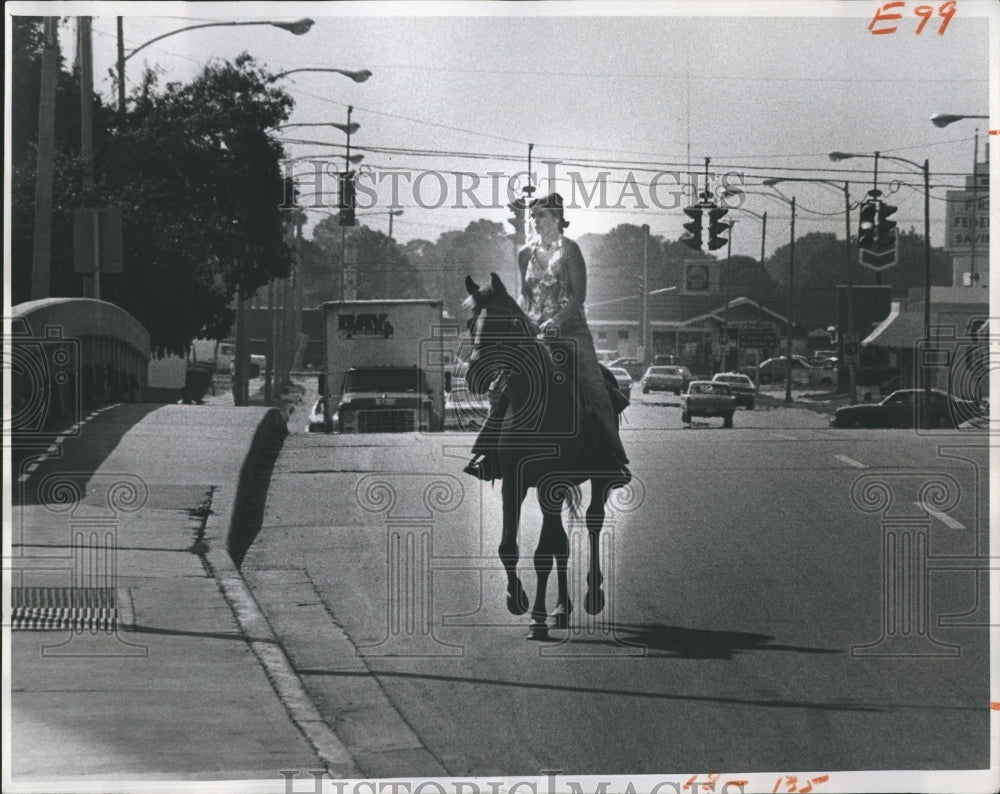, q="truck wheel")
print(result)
[681,411,690,424]
[723,414,734,428]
